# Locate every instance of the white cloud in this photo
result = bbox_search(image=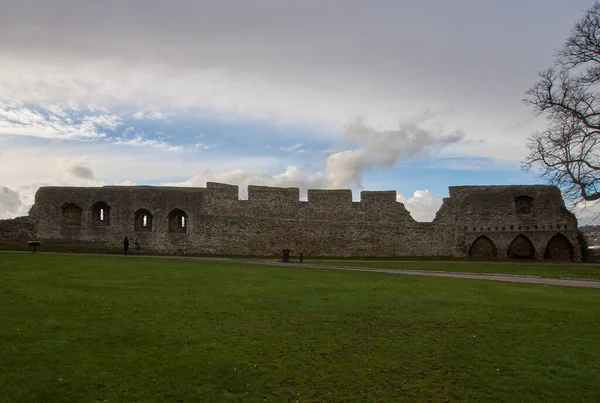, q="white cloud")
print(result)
[132,109,166,121]
[0,186,26,219]
[63,160,95,180]
[344,118,465,164]
[570,201,600,226]
[114,134,183,151]
[325,149,370,188]
[281,143,303,152]
[325,119,464,188]
[397,190,443,222]
[194,143,213,150]
[0,101,188,152]
[0,102,119,140]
